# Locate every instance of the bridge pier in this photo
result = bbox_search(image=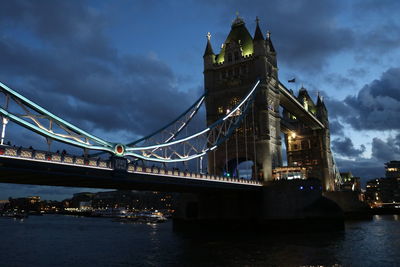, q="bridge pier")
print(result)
[173,179,344,232]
